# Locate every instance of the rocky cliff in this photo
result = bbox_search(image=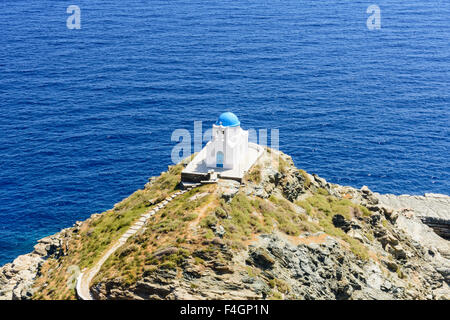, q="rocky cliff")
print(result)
[1,149,449,300]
